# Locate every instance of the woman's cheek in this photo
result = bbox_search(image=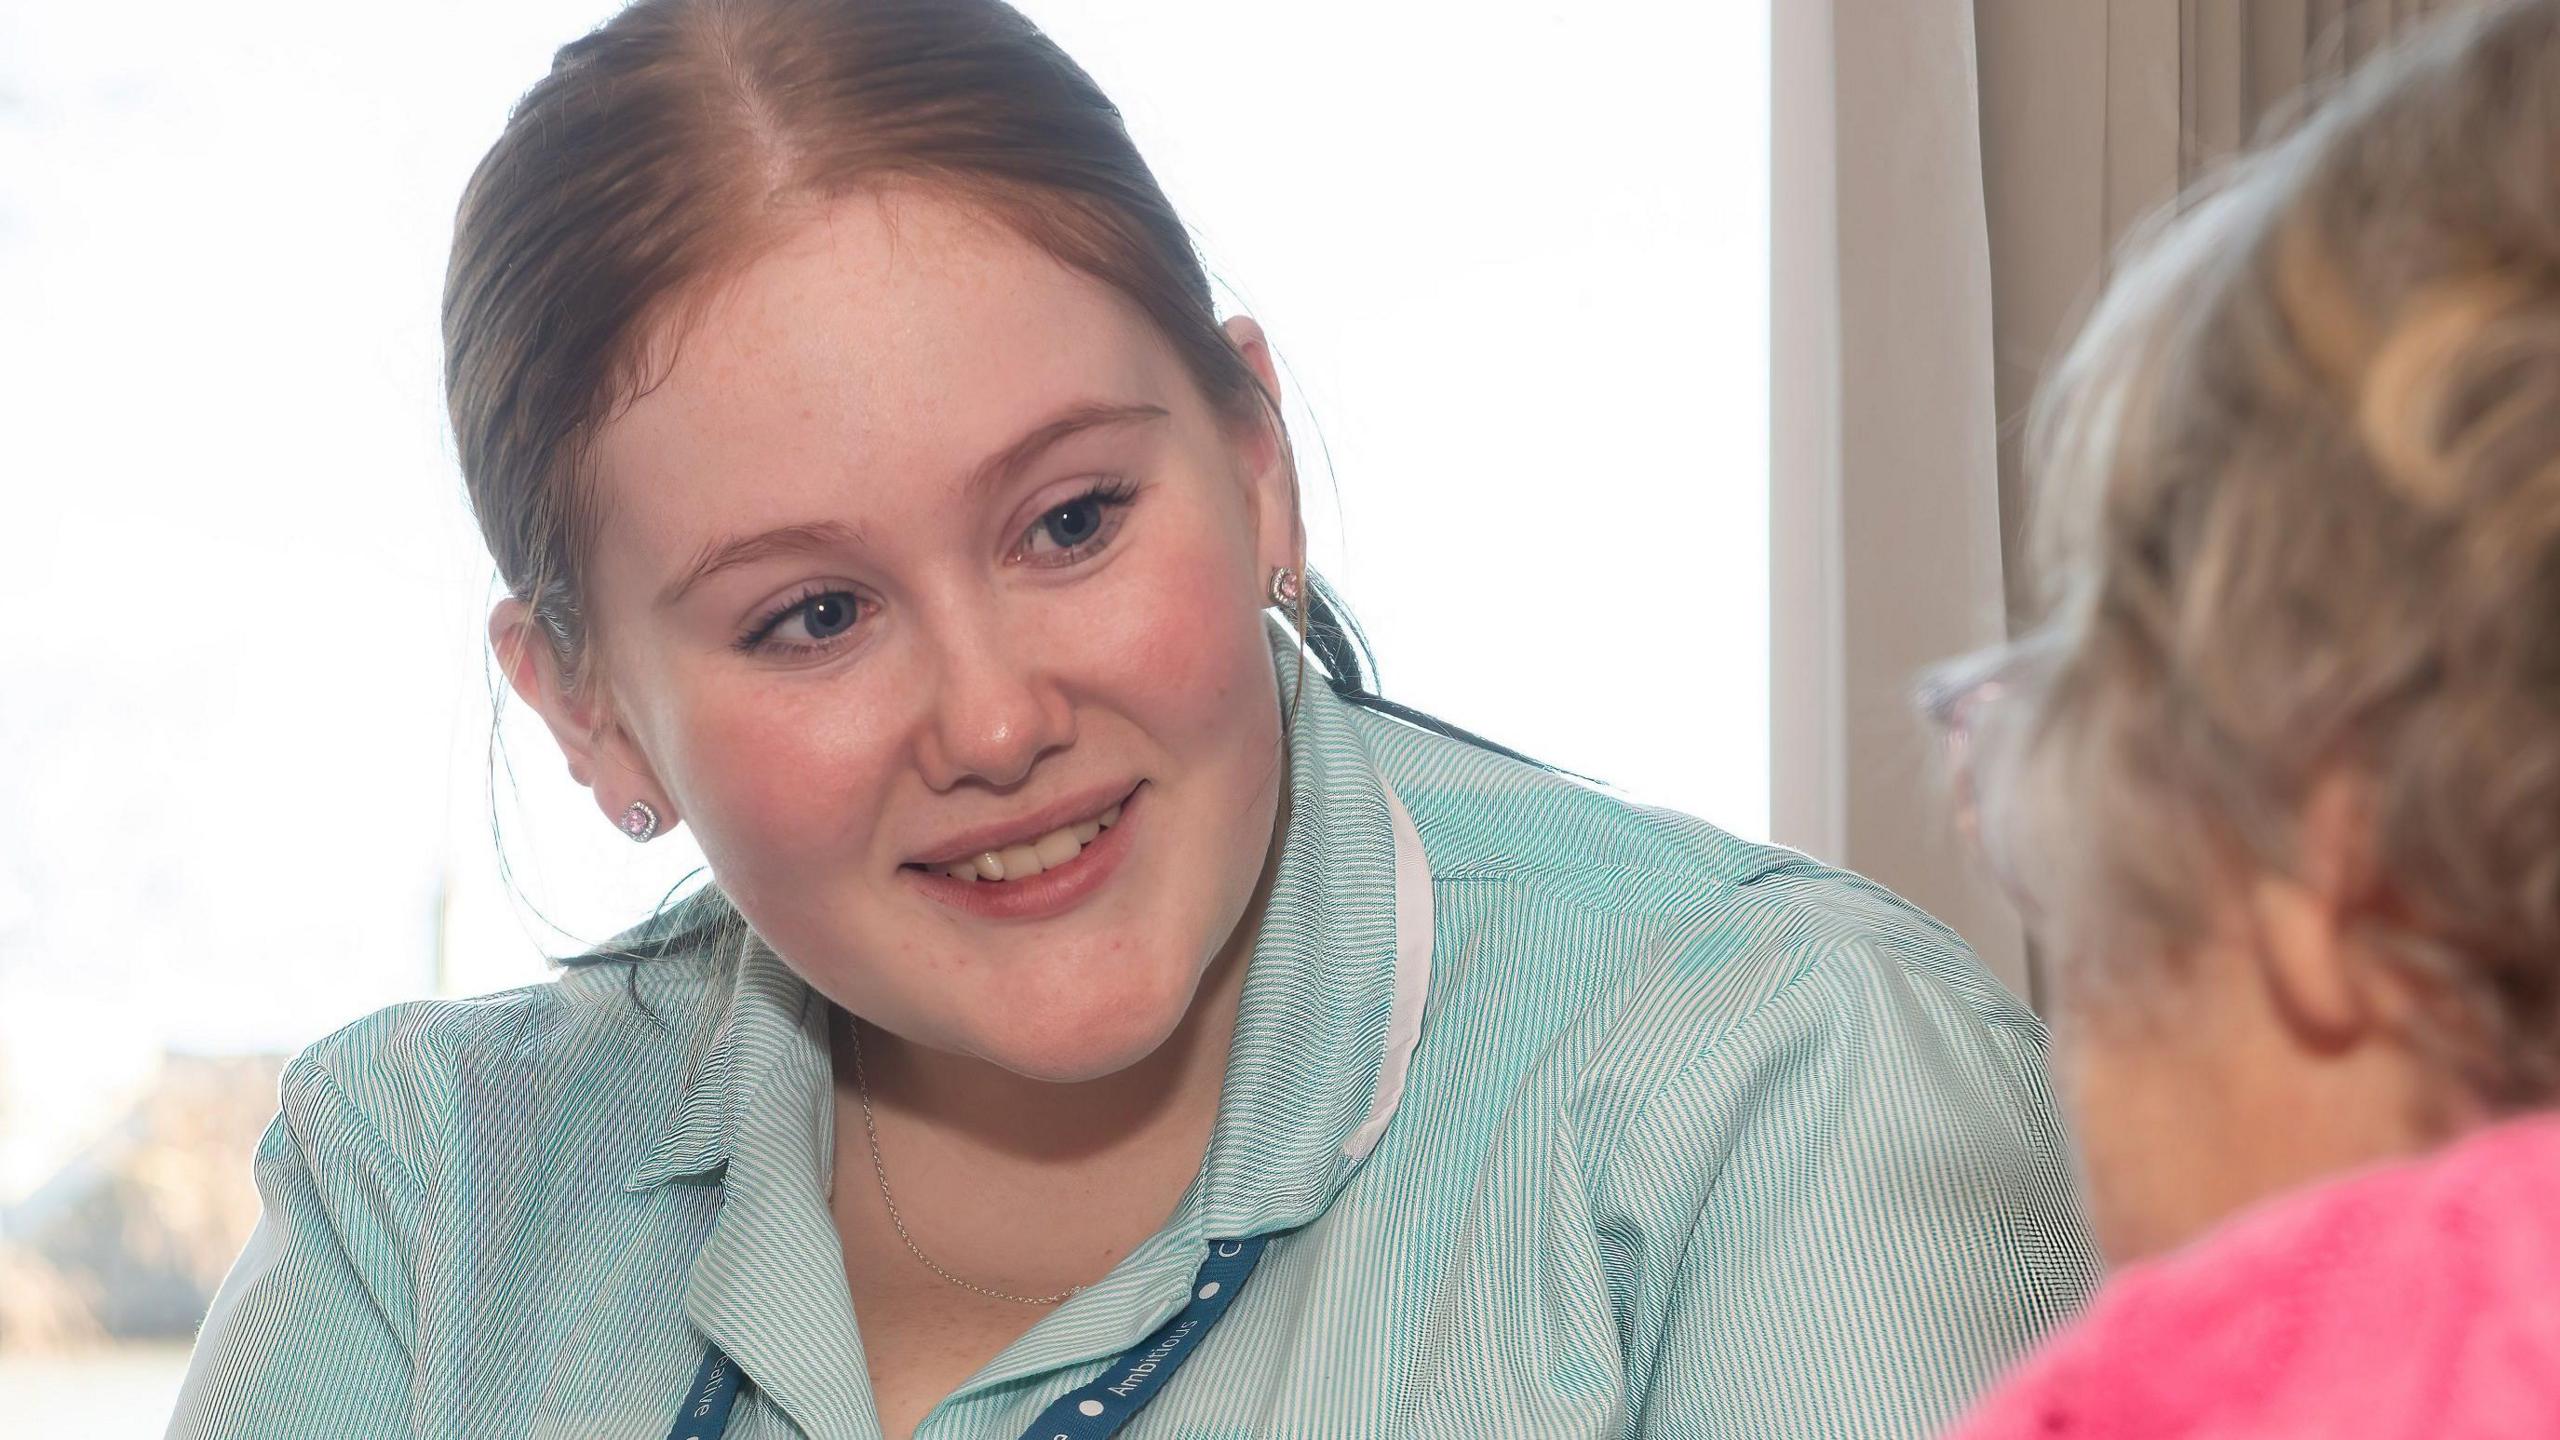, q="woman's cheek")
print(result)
[1098,541,1267,736]
[670,680,880,856]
